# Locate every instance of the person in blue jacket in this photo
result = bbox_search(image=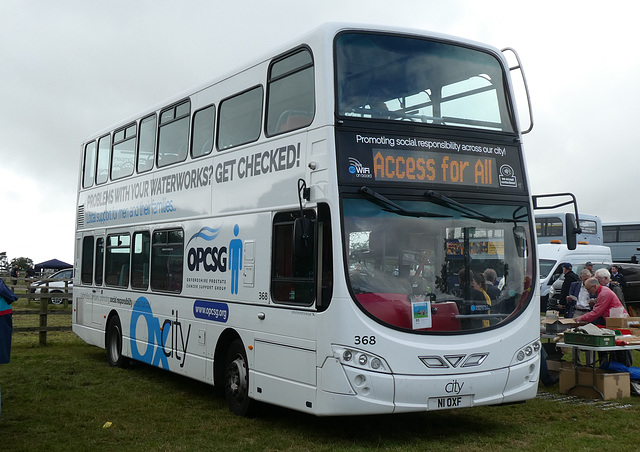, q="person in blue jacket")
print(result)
[0,277,18,364]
